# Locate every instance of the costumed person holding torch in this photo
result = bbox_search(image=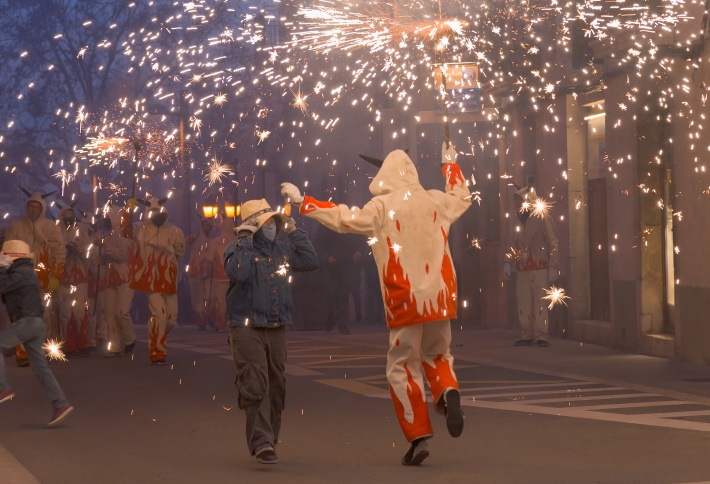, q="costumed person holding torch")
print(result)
[6,190,66,367]
[503,185,559,347]
[128,197,185,365]
[281,140,471,466]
